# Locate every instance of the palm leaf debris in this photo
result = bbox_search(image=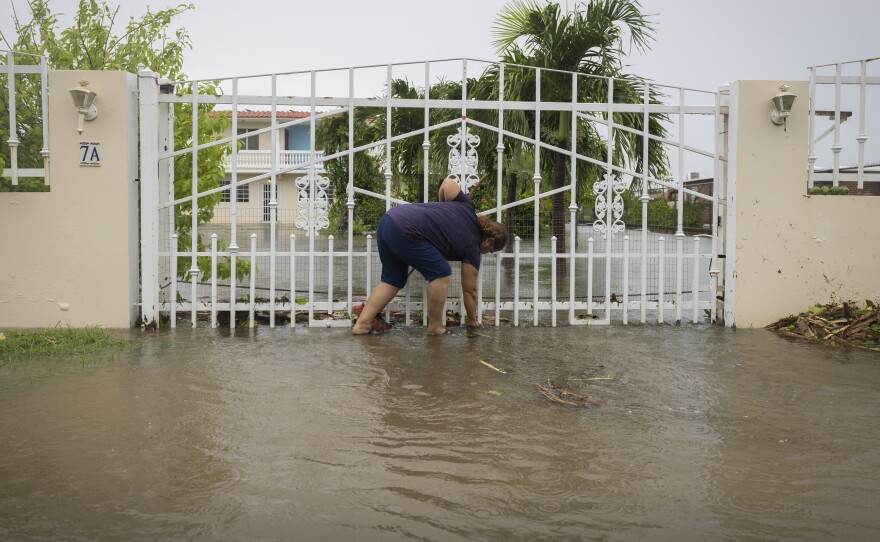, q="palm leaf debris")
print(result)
[536,379,601,407]
[766,301,880,351]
